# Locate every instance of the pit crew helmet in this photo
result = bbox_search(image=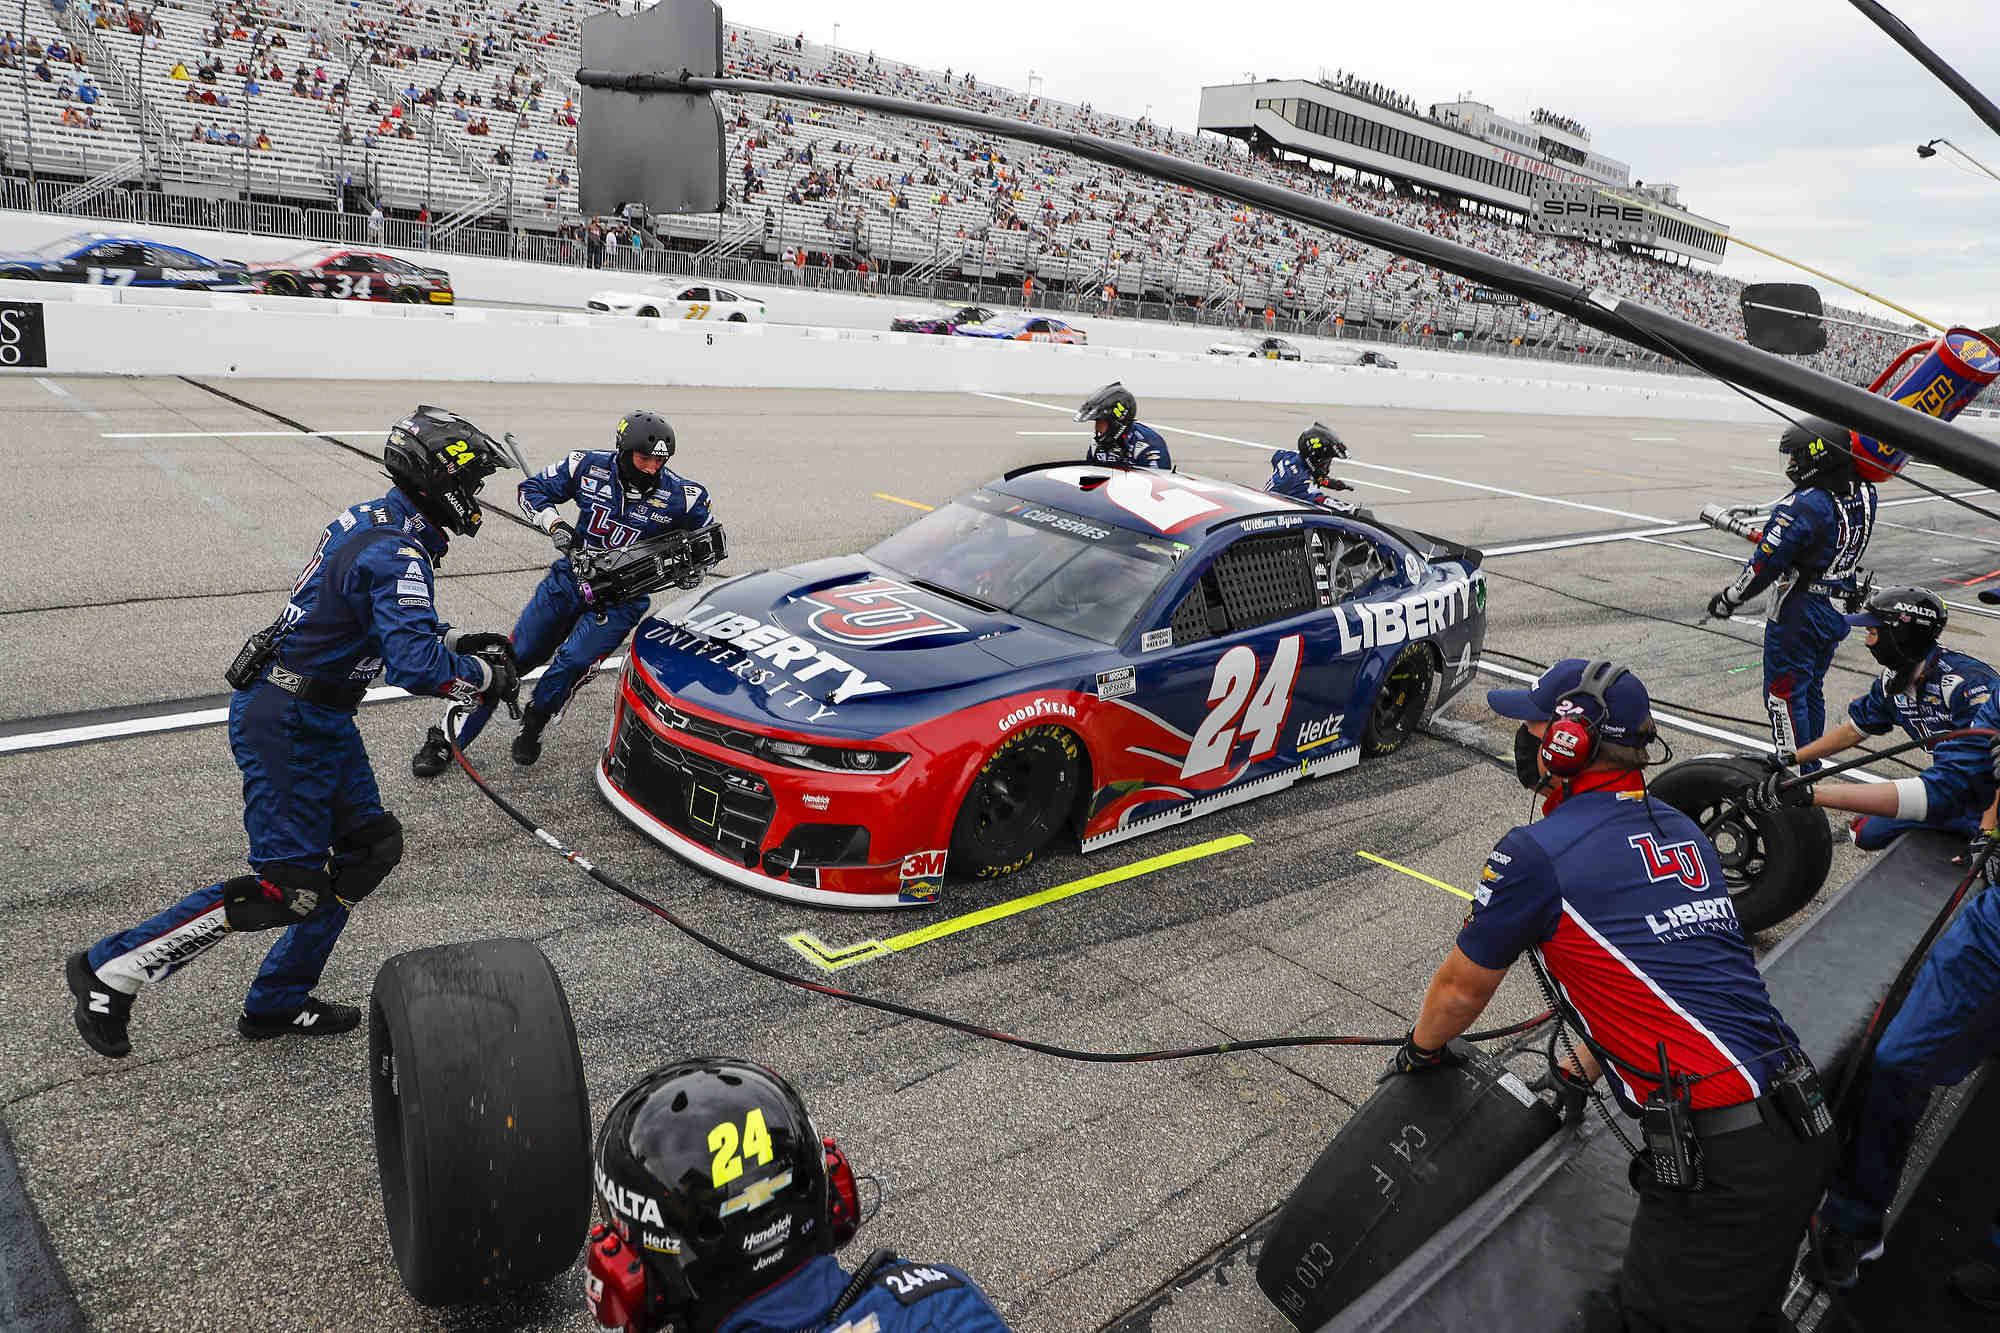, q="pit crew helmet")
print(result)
[1847,585,1947,691]
[615,410,676,499]
[1778,416,1856,492]
[1075,381,1138,450]
[1298,422,1348,484]
[382,405,506,536]
[587,1057,861,1333]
